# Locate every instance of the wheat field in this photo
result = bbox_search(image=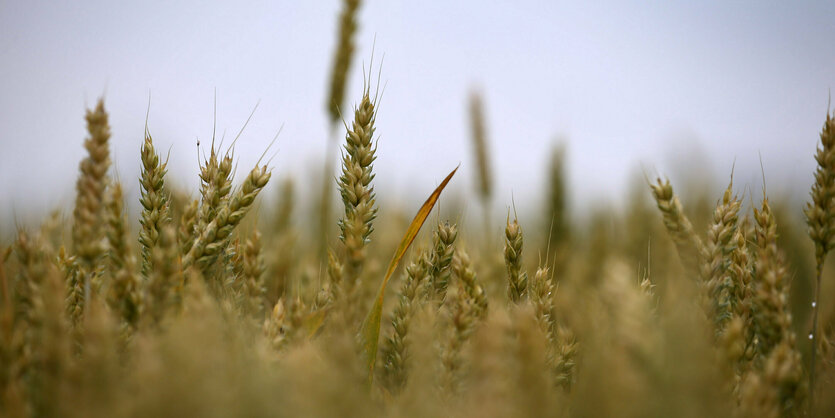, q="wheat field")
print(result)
[2,2,835,418]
